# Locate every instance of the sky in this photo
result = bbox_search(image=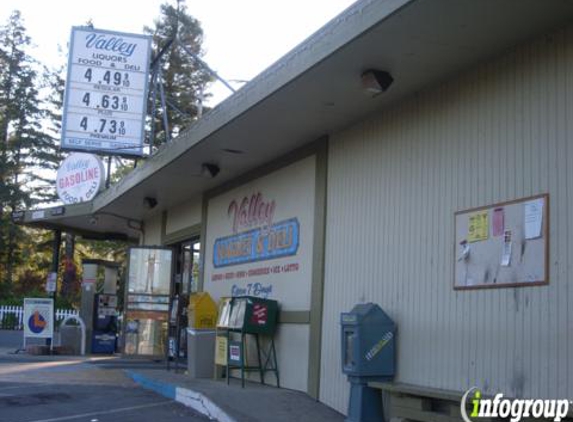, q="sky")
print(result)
[0,0,357,106]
